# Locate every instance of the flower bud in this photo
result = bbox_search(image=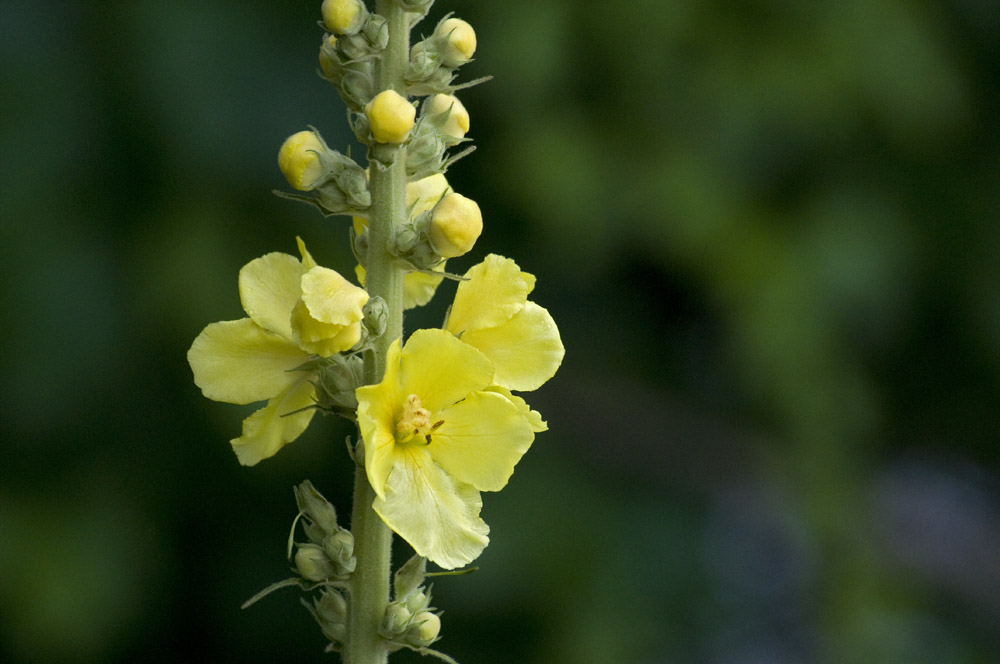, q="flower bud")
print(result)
[434,18,476,67]
[379,602,413,638]
[321,0,368,36]
[323,530,357,575]
[365,90,416,144]
[426,94,470,140]
[316,588,348,623]
[404,611,441,647]
[278,130,326,191]
[404,589,430,613]
[294,480,340,537]
[295,544,335,582]
[319,35,339,79]
[315,354,364,414]
[427,192,482,258]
